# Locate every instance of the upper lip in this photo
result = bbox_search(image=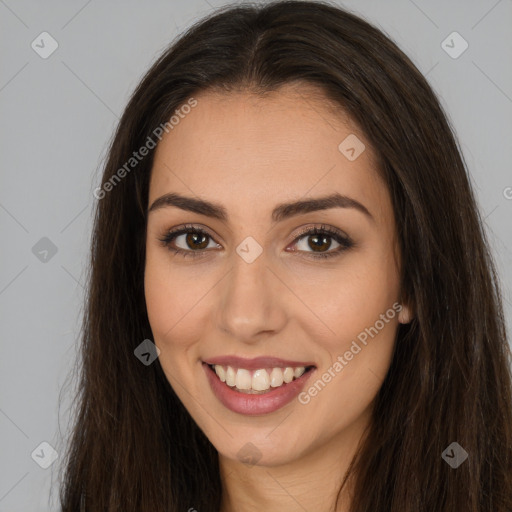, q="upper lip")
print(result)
[203,355,316,370]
